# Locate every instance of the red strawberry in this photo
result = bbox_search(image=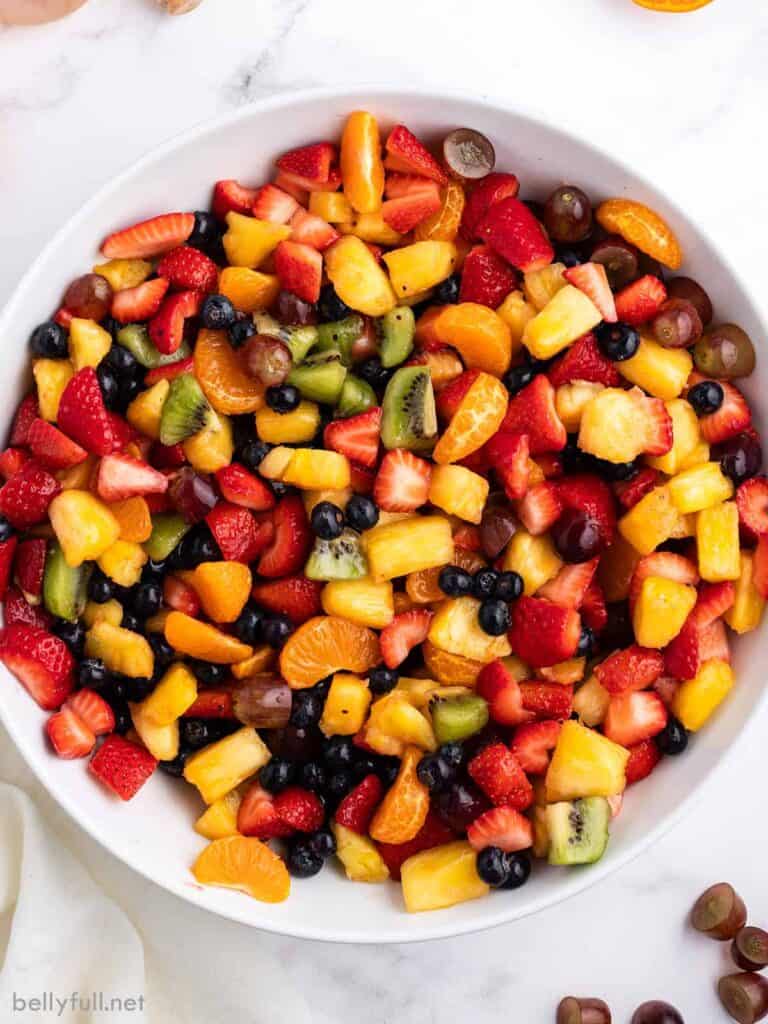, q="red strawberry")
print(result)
[276,166,342,195]
[381,187,442,234]
[467,806,533,852]
[754,536,768,600]
[0,461,60,528]
[662,622,697,681]
[212,180,260,219]
[385,173,437,198]
[625,738,662,786]
[4,585,51,629]
[0,537,18,601]
[580,579,608,632]
[334,774,383,834]
[55,307,74,328]
[89,734,157,800]
[156,246,218,293]
[518,682,574,720]
[699,382,751,444]
[256,494,311,577]
[10,394,39,446]
[183,688,235,719]
[348,462,375,495]
[486,431,529,501]
[252,184,300,224]
[468,742,533,809]
[374,449,431,512]
[57,367,115,456]
[379,609,433,669]
[436,369,481,422]
[46,706,95,759]
[289,208,340,251]
[538,558,599,609]
[0,624,74,710]
[111,277,170,324]
[106,412,141,453]
[594,644,665,695]
[509,596,581,668]
[26,418,87,470]
[548,332,621,388]
[476,660,532,727]
[604,691,668,747]
[237,782,294,839]
[692,581,736,628]
[563,262,617,322]
[149,289,203,355]
[163,575,201,617]
[613,274,667,326]
[324,408,381,469]
[510,720,561,774]
[101,212,194,259]
[461,173,520,239]
[459,244,518,308]
[383,125,447,185]
[144,358,196,386]
[614,467,660,510]
[251,575,323,624]
[274,240,322,304]
[144,491,173,514]
[501,375,567,454]
[95,453,168,502]
[477,196,554,273]
[215,462,276,511]
[736,476,768,539]
[698,619,730,662]
[0,448,30,480]
[207,503,275,565]
[14,537,46,603]
[557,473,617,543]
[628,551,699,612]
[66,688,115,735]
[664,582,734,679]
[276,142,336,183]
[655,675,680,708]
[273,786,325,832]
[376,811,455,880]
[517,480,562,535]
